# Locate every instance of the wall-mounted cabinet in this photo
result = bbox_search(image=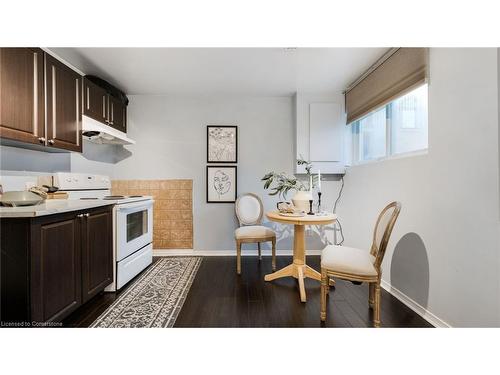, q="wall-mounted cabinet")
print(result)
[0,48,45,146]
[83,77,127,133]
[0,48,83,152]
[45,54,83,152]
[83,78,108,124]
[294,93,348,174]
[107,94,127,133]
